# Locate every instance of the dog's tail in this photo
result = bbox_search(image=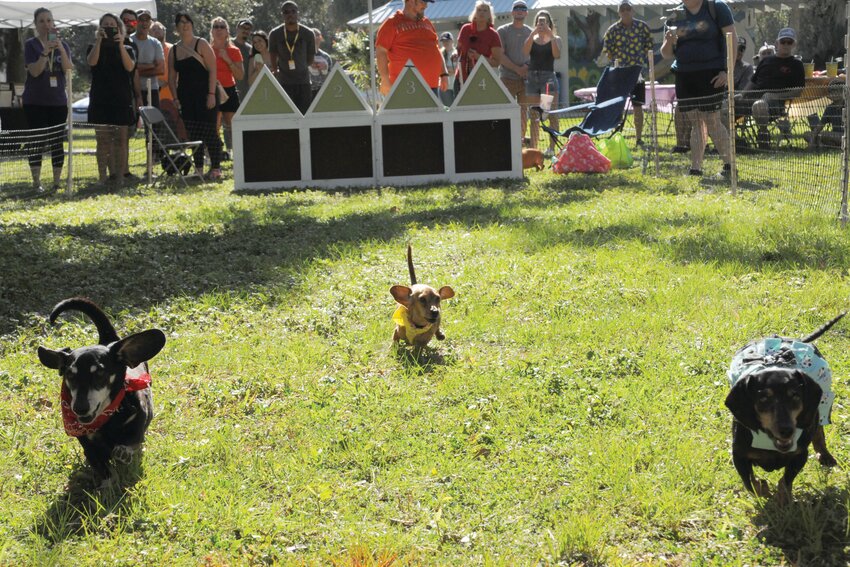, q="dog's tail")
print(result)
[802,312,847,343]
[49,297,120,345]
[407,244,417,285]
